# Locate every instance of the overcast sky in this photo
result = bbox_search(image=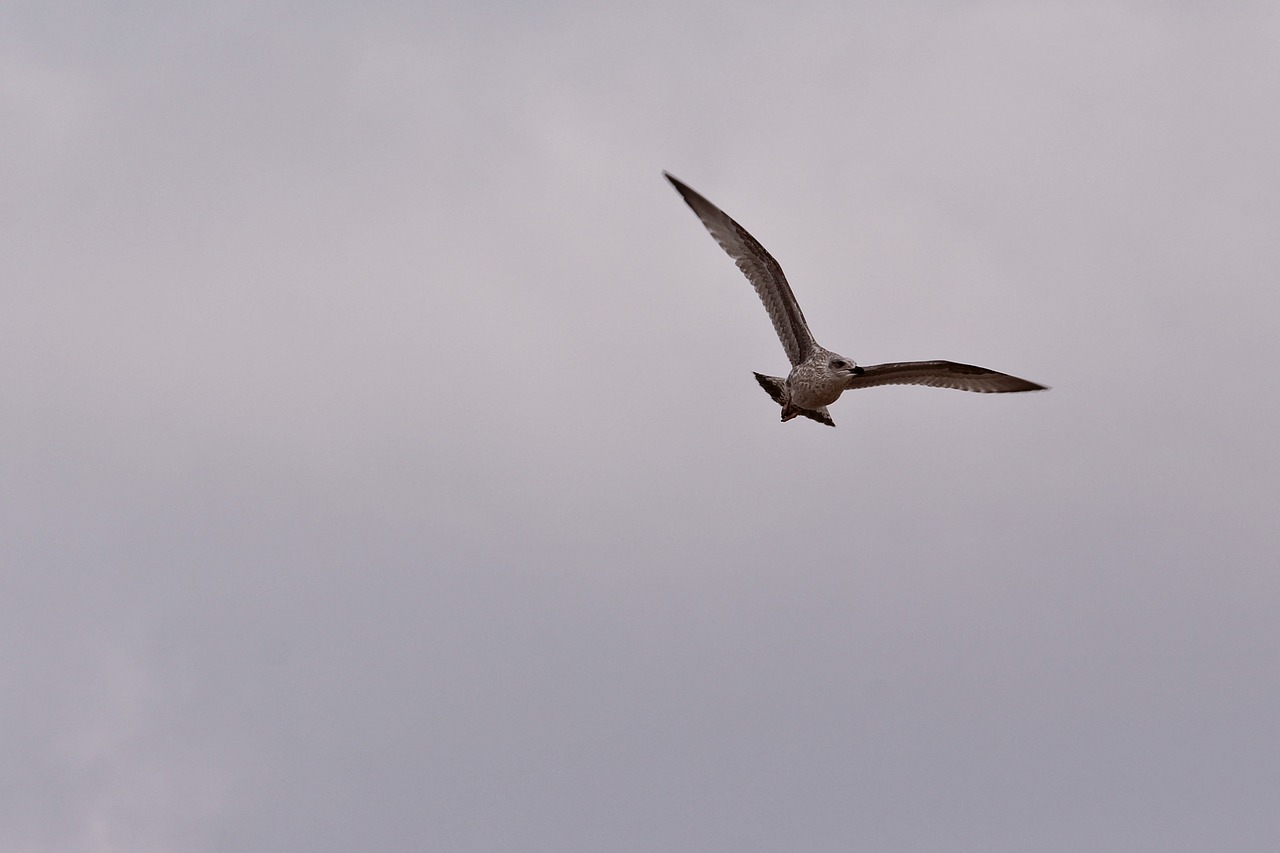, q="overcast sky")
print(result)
[4,2,1280,851]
